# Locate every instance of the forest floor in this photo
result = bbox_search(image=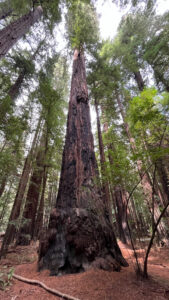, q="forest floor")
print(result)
[0,240,169,300]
